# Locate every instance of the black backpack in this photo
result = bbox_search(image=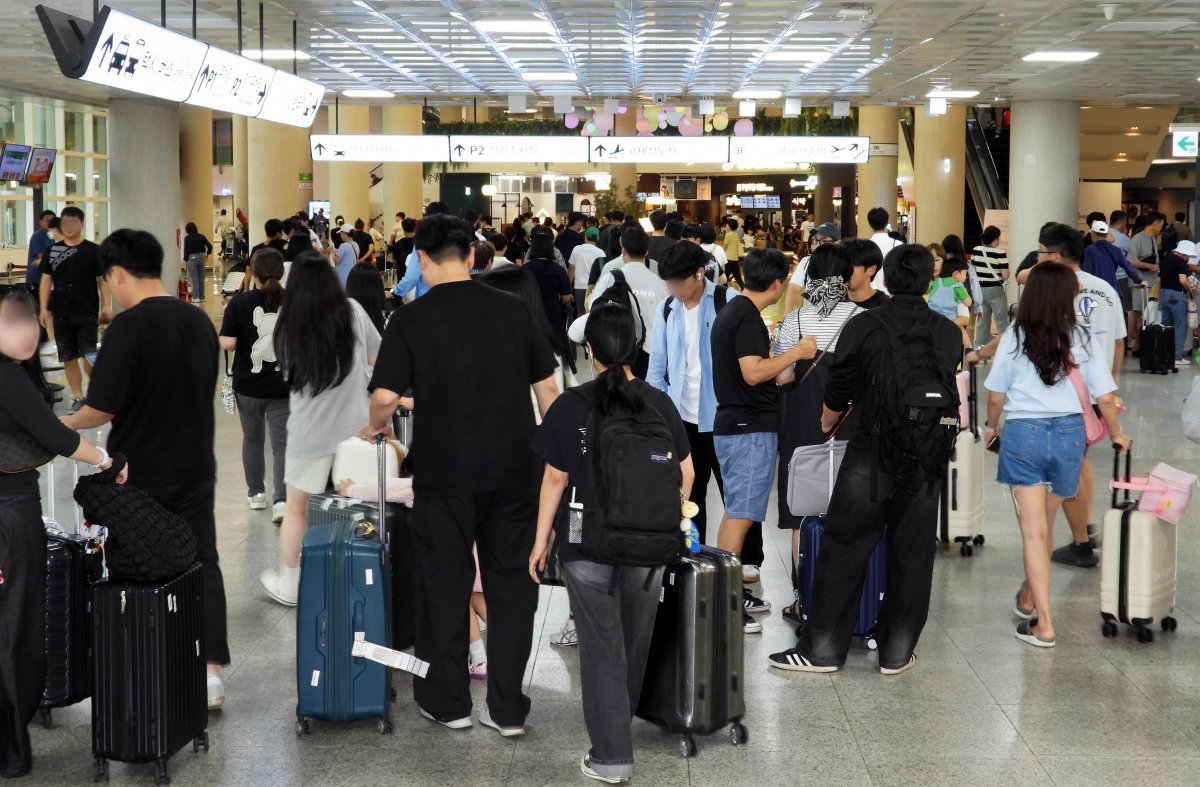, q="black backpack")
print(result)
[662,284,729,321]
[594,269,647,348]
[571,386,684,568]
[862,310,959,492]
